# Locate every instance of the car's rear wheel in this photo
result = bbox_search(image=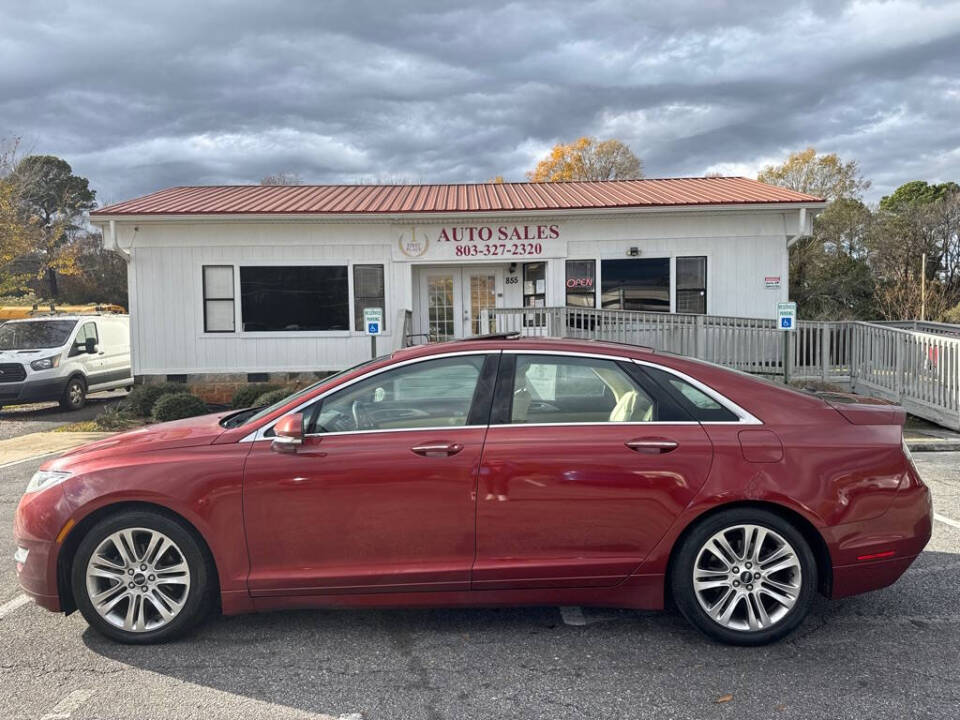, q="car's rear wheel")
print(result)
[71,510,213,644]
[671,508,817,645]
[59,376,86,410]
